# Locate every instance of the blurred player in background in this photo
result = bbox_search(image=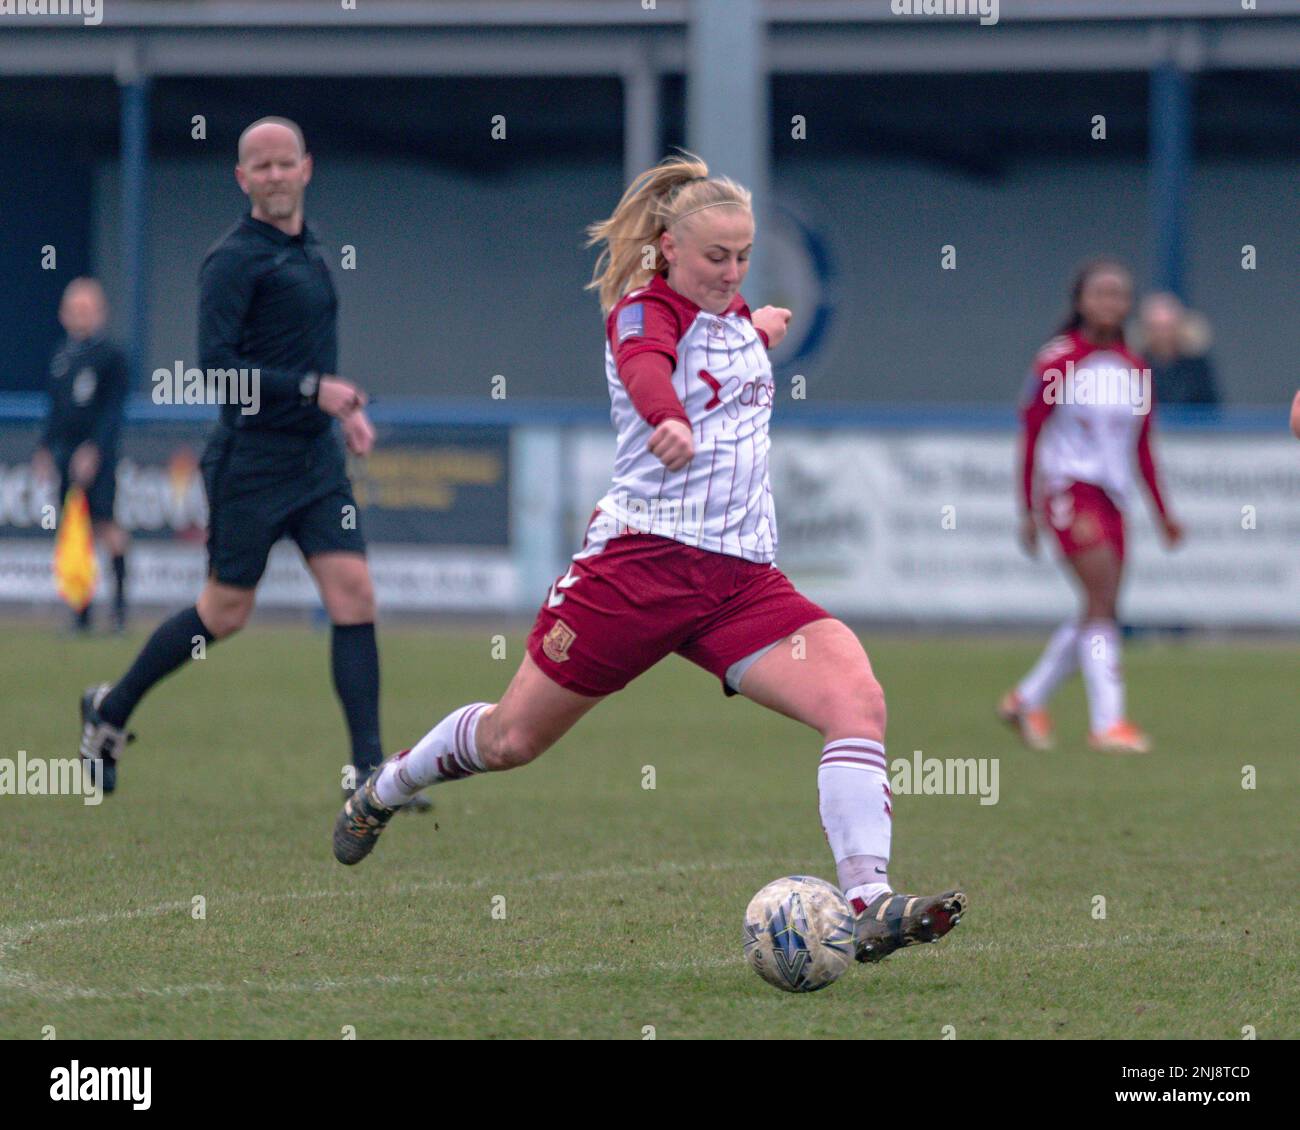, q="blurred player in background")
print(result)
[75,117,428,809]
[334,153,968,966]
[1001,257,1184,754]
[32,278,131,634]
